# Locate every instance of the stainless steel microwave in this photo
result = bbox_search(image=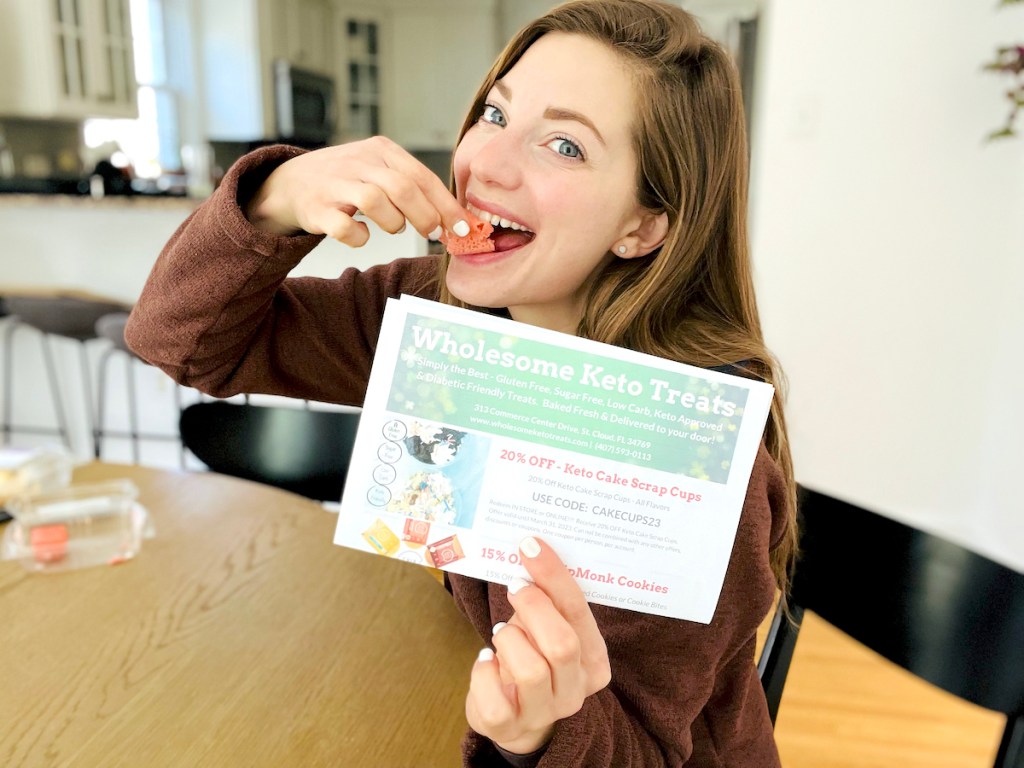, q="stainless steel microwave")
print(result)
[274,60,337,144]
